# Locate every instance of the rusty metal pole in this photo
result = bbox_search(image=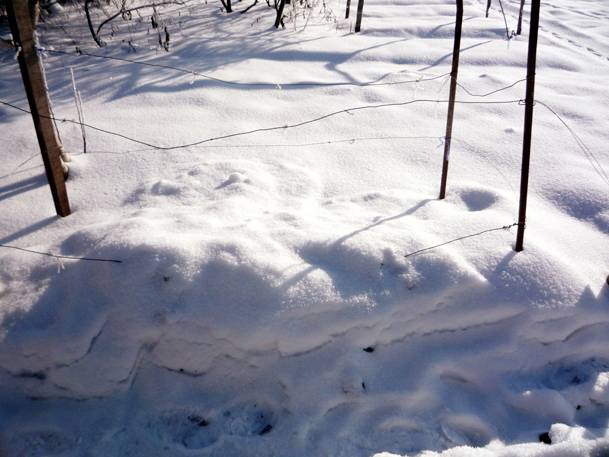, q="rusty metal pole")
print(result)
[438,0,463,200]
[515,0,540,251]
[354,0,364,32]
[7,0,71,217]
